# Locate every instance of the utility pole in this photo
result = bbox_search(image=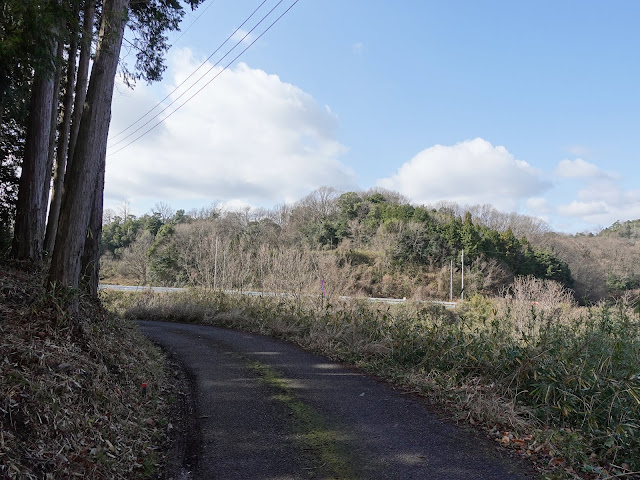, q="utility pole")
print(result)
[450,259,453,301]
[222,246,226,291]
[461,249,464,300]
[213,236,218,290]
